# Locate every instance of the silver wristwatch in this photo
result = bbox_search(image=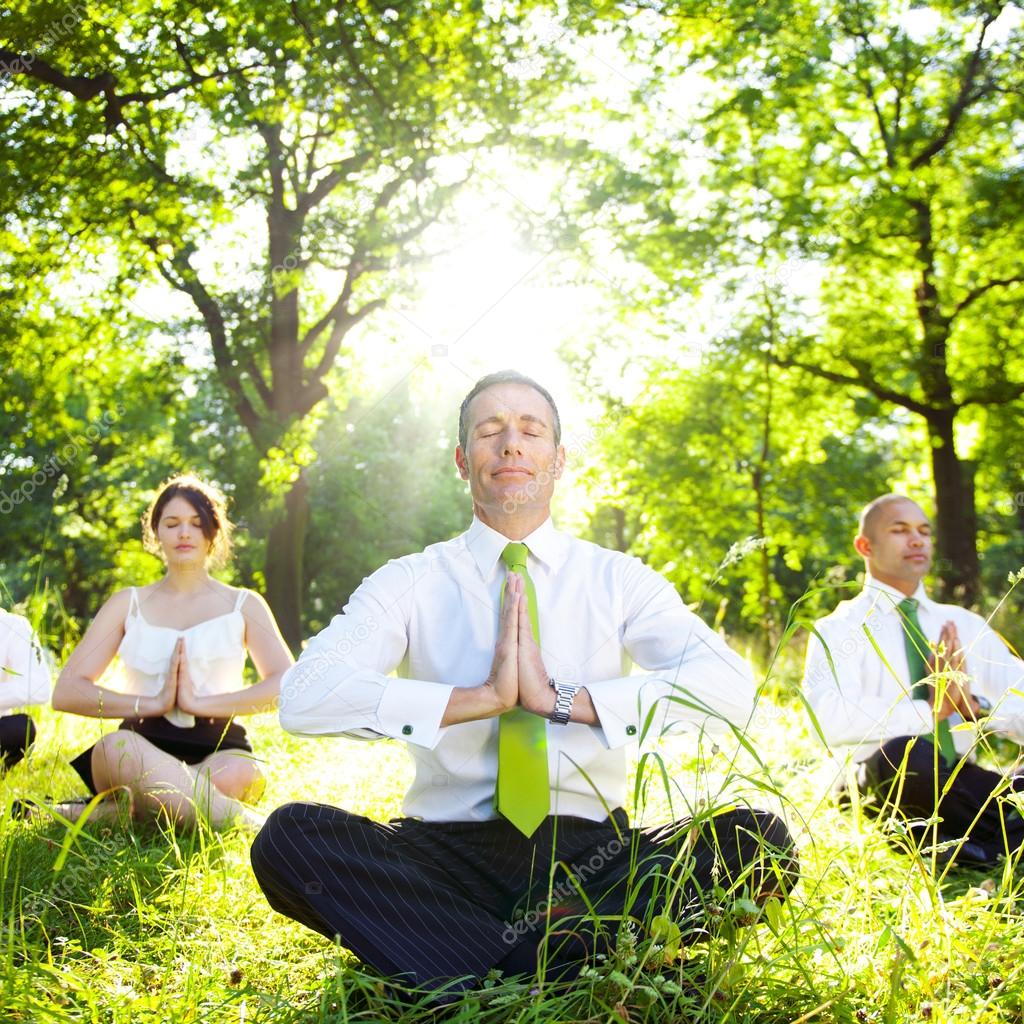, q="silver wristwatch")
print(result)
[549,677,578,725]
